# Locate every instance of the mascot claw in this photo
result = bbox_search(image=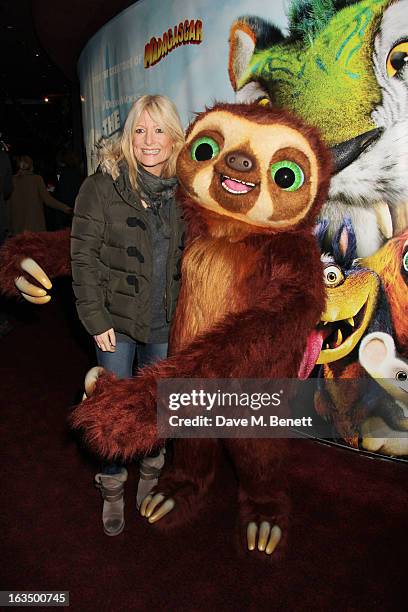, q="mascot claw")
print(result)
[82,366,105,400]
[15,258,52,304]
[140,493,175,523]
[246,522,282,556]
